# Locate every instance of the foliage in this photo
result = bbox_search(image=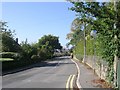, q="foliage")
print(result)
[67,1,120,65]
[116,1,120,57]
[31,55,39,61]
[37,44,53,60]
[38,34,62,50]
[1,52,21,60]
[67,1,120,86]
[66,15,93,50]
[0,58,14,61]
[0,21,21,52]
[20,39,38,60]
[106,66,114,84]
[20,35,62,61]
[1,22,63,71]
[68,29,84,46]
[37,35,62,59]
[2,33,21,52]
